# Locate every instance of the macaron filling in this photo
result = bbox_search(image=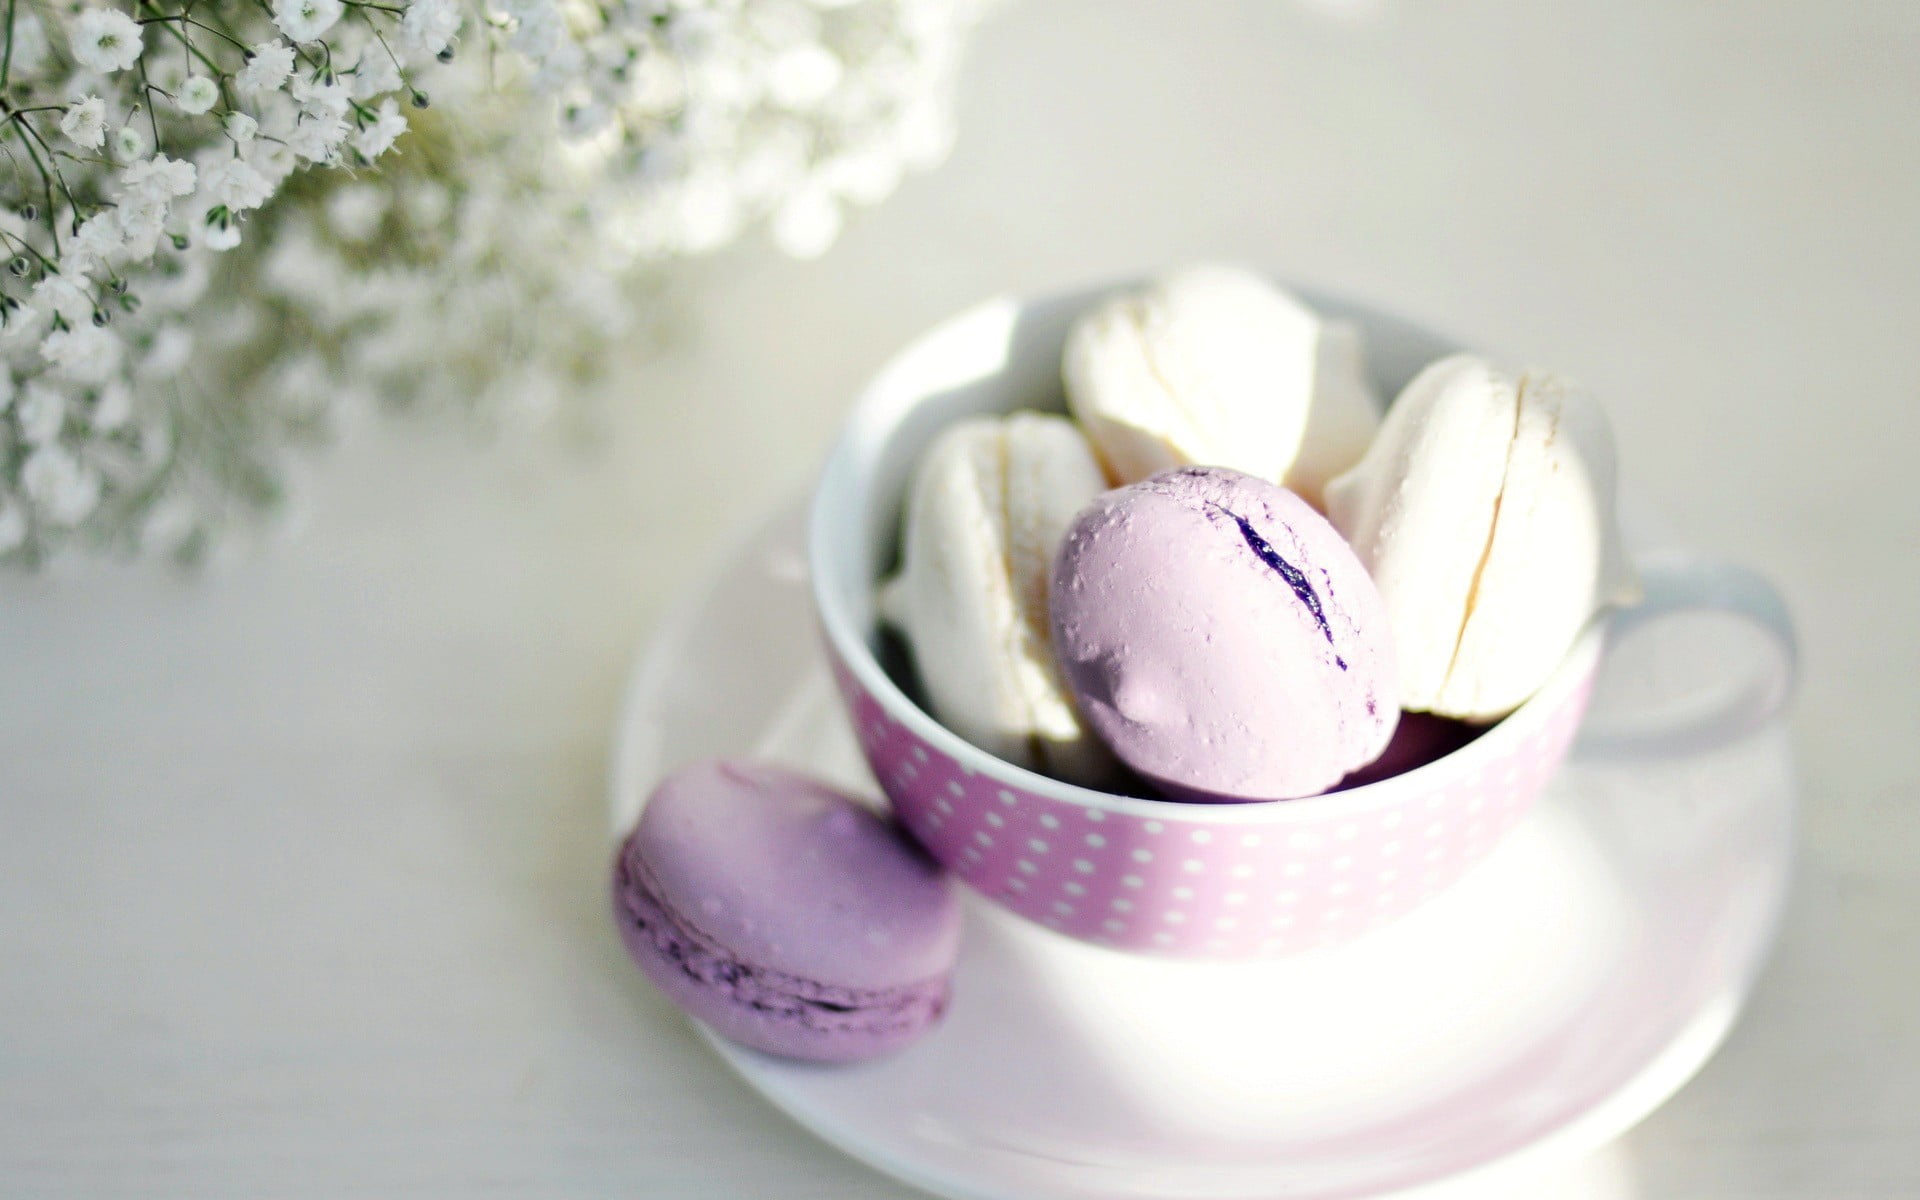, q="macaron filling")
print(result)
[613,836,950,1040]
